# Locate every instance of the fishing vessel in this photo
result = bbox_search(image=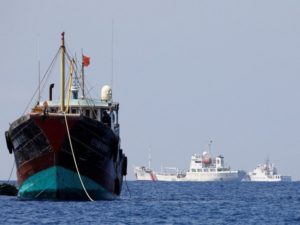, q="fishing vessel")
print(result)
[243,160,291,182]
[5,33,127,200]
